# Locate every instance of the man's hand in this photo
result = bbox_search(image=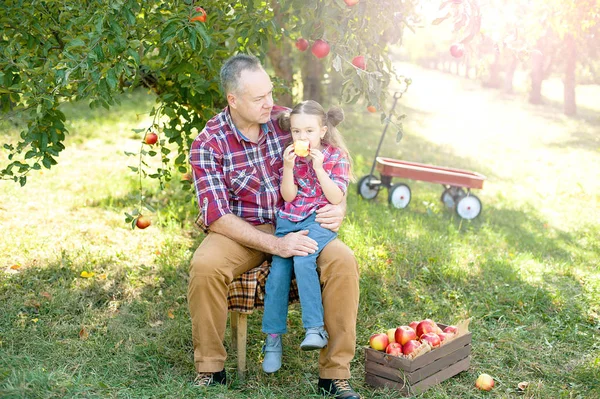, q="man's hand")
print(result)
[315,203,346,232]
[275,230,318,258]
